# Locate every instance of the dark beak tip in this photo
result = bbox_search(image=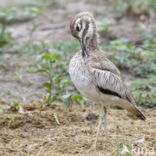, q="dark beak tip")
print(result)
[81,43,86,53]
